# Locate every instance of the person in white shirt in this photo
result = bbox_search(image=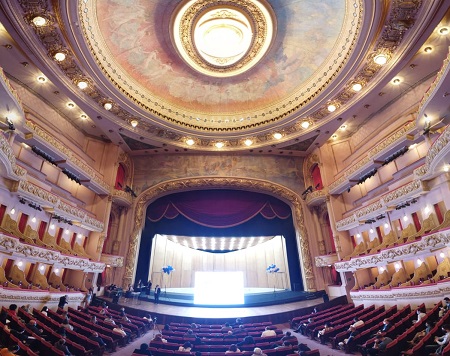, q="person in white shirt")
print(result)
[413,309,426,324]
[424,324,450,354]
[178,341,192,352]
[112,324,130,344]
[261,326,277,338]
[349,317,364,329]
